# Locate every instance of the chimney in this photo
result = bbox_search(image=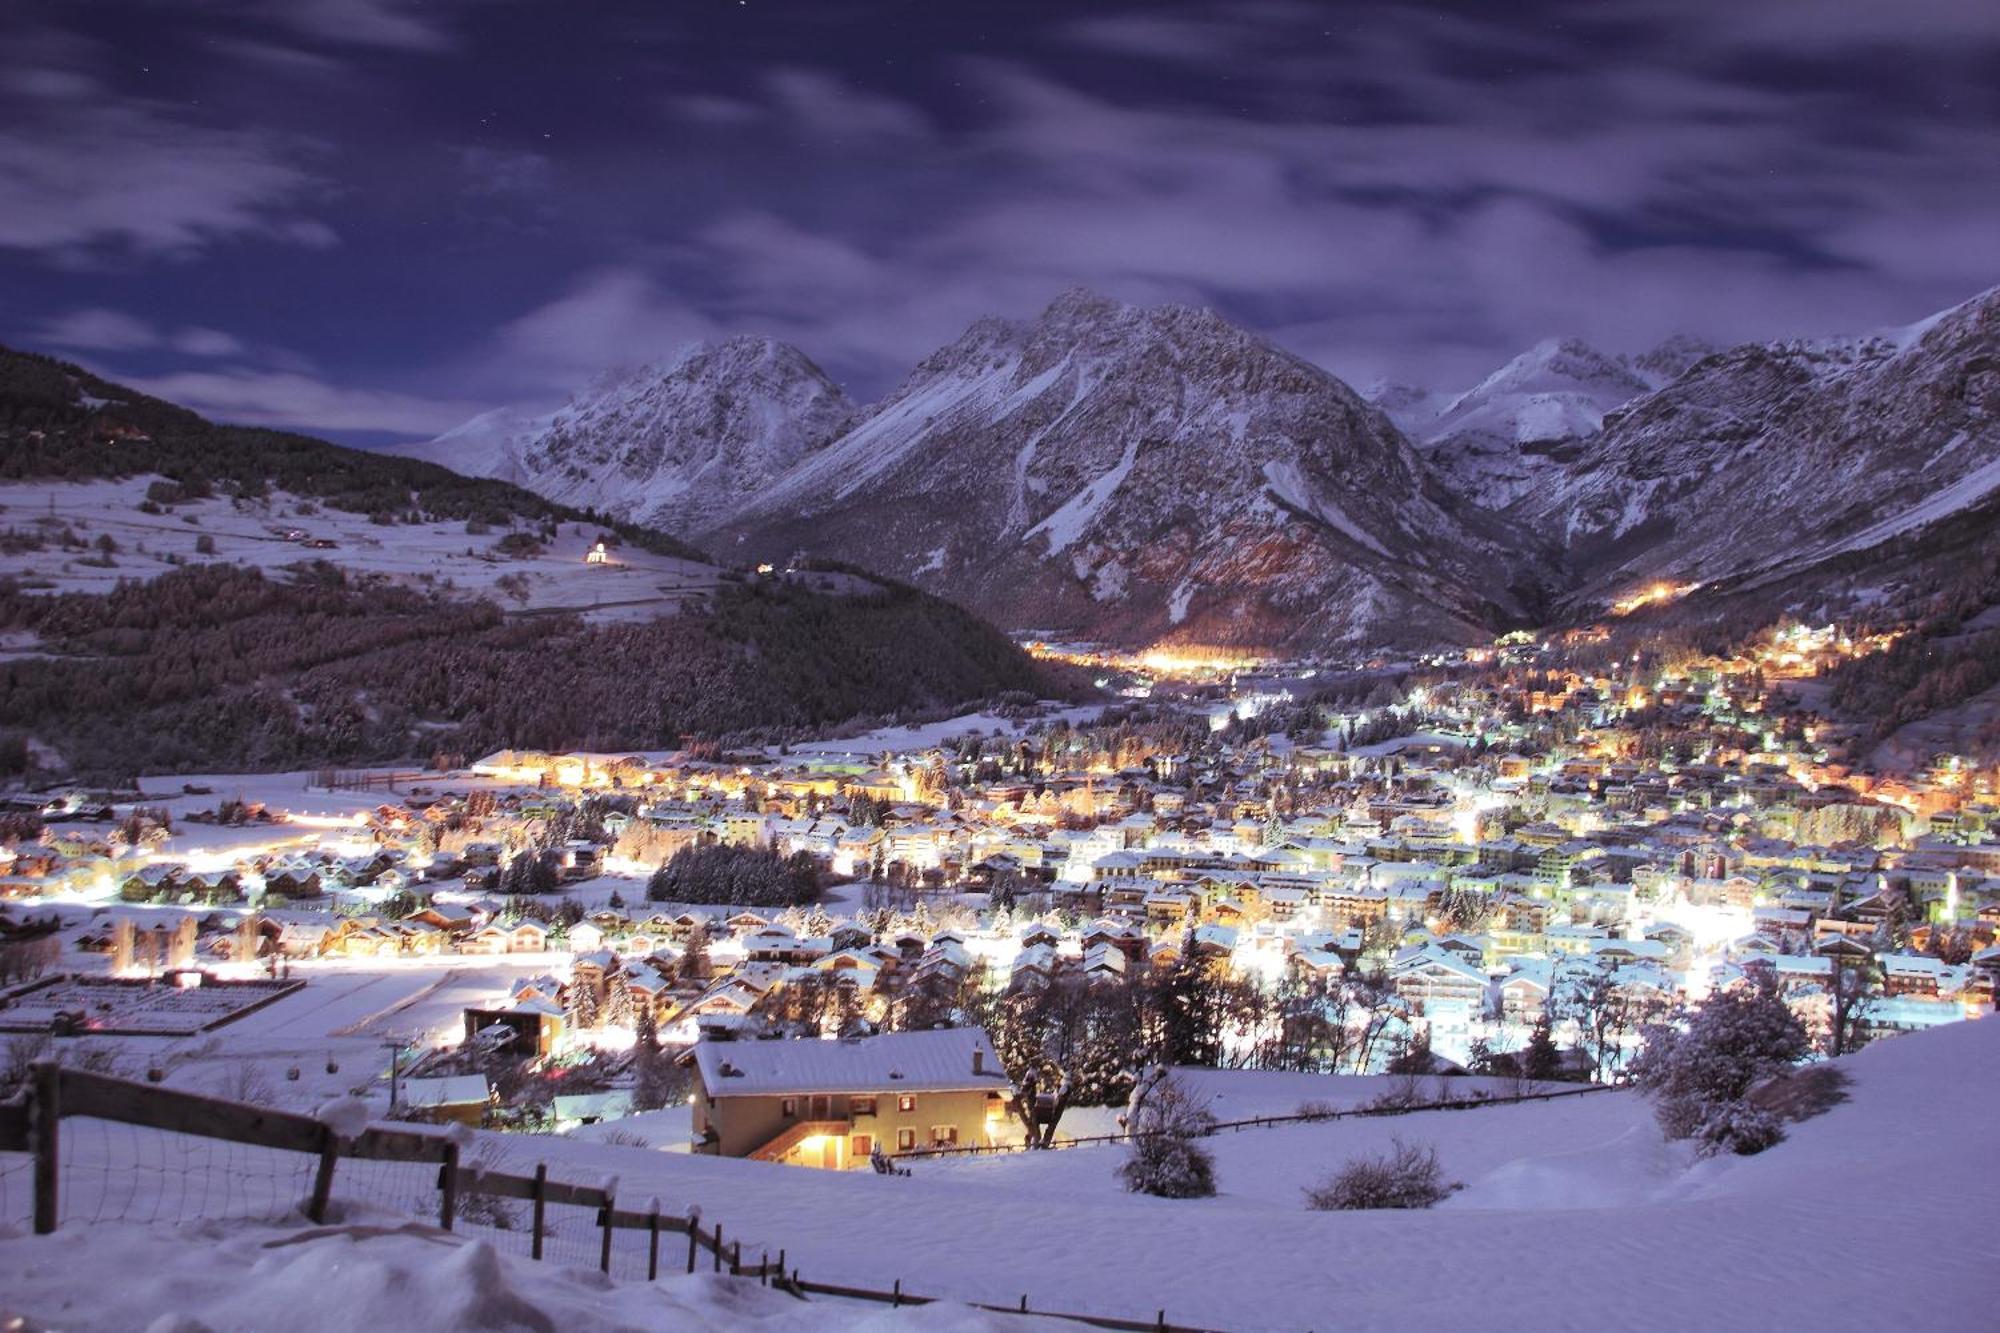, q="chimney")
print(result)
[972,1048,985,1074]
